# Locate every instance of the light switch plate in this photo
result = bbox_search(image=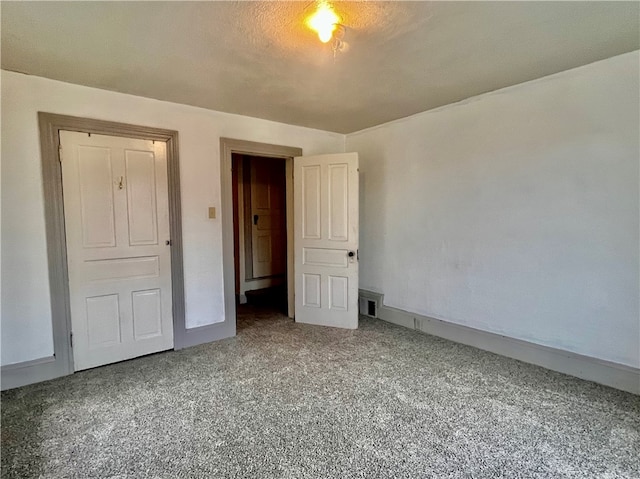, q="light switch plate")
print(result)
[208,207,216,219]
